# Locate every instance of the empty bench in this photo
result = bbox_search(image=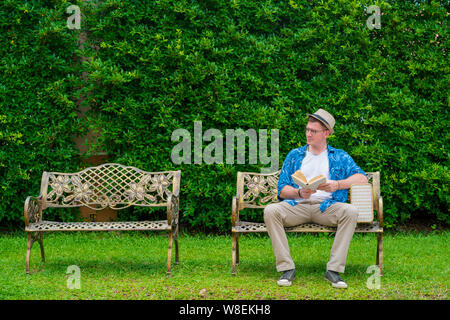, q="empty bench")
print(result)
[231,171,383,275]
[24,163,181,275]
